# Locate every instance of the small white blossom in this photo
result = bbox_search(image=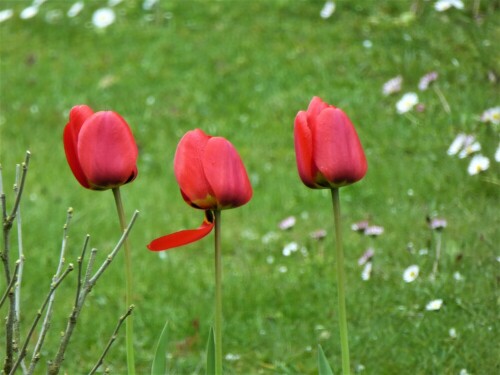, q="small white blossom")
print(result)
[382,75,403,96]
[459,369,470,375]
[453,271,464,281]
[396,92,419,114]
[418,248,429,255]
[20,6,39,20]
[403,265,419,283]
[495,143,500,162]
[458,141,481,159]
[467,154,490,175]
[480,106,500,125]
[282,242,299,256]
[434,0,464,12]
[278,265,288,273]
[449,327,457,339]
[0,9,14,23]
[278,216,296,230]
[358,248,375,266]
[92,8,116,29]
[362,40,373,49]
[225,353,241,361]
[320,1,335,19]
[67,2,84,18]
[364,226,384,237]
[447,133,467,156]
[425,299,443,311]
[361,262,372,281]
[418,71,438,91]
